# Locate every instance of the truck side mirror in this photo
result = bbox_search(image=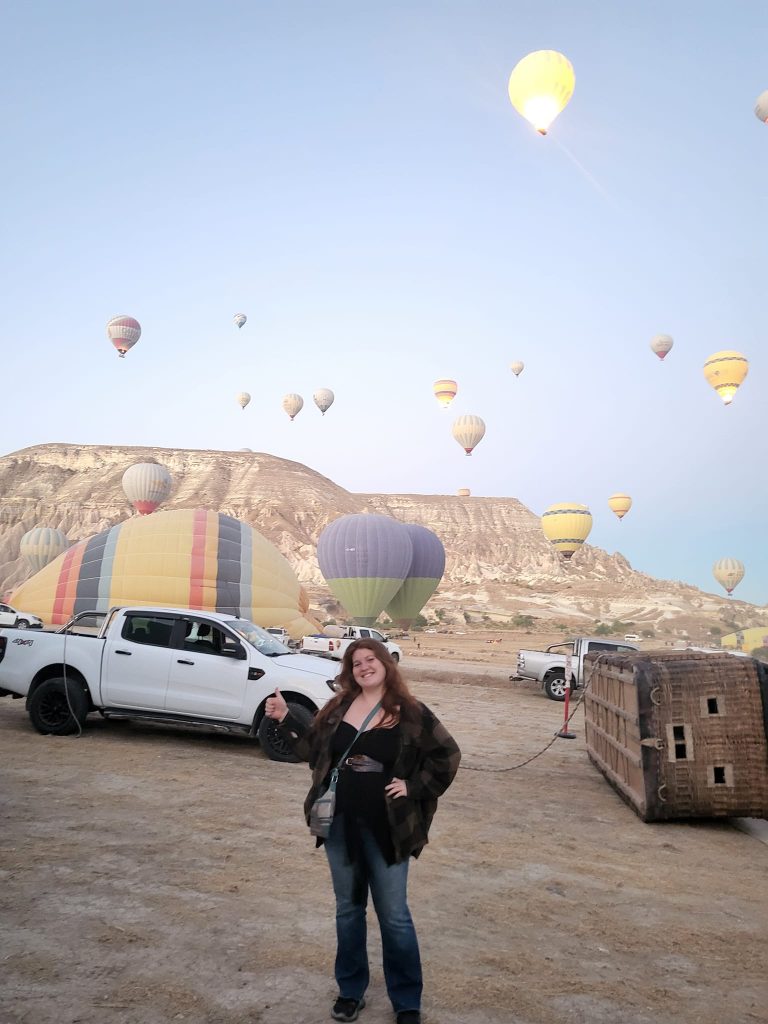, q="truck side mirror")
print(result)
[233,642,248,660]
